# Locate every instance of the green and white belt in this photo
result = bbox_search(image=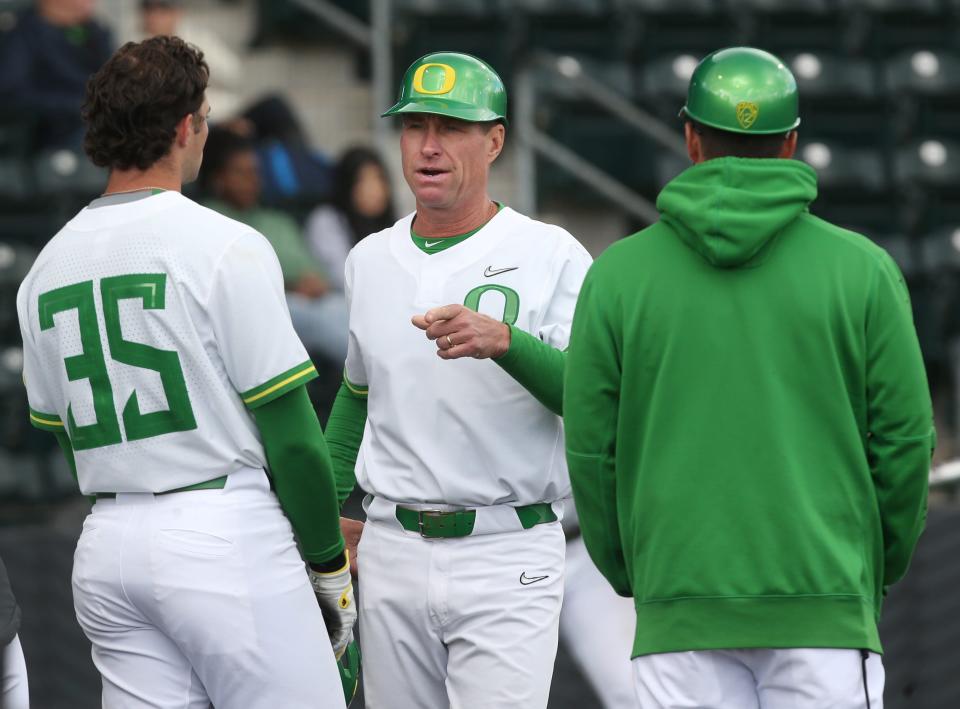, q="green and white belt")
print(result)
[395,502,557,538]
